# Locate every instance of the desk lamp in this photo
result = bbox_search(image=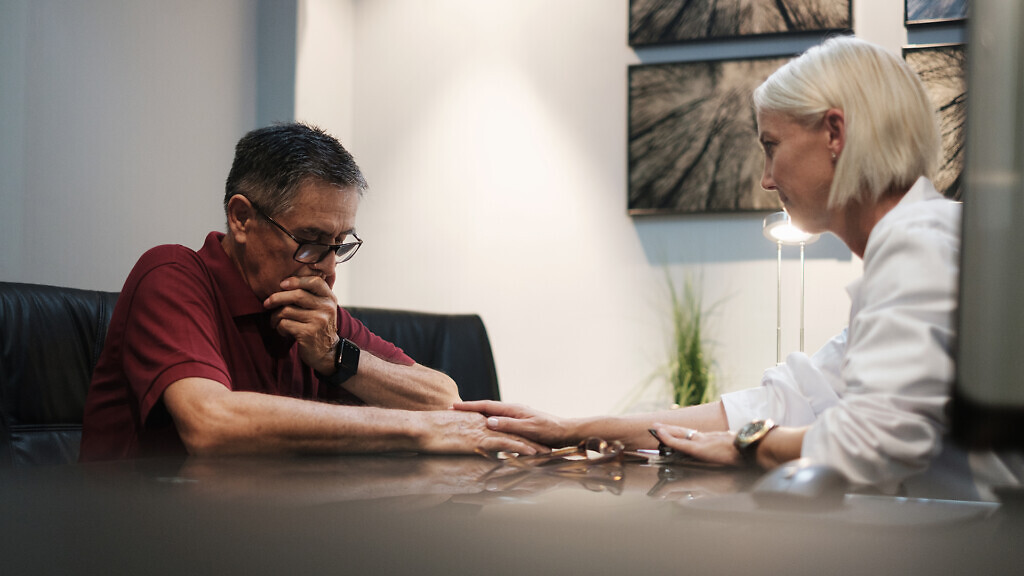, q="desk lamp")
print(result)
[763,211,820,364]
